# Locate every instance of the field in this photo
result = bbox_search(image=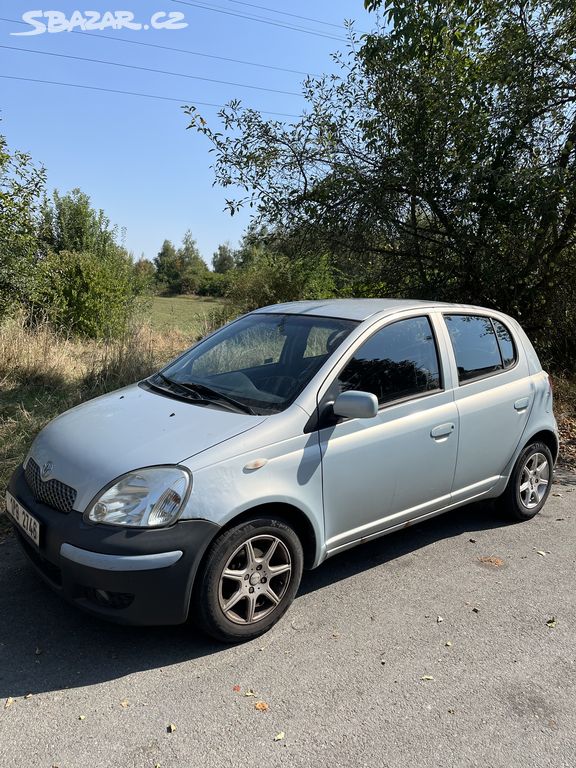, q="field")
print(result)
[151,296,225,334]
